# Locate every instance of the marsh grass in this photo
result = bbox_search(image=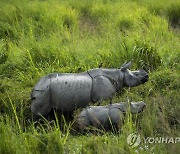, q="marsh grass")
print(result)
[0,0,179,153]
